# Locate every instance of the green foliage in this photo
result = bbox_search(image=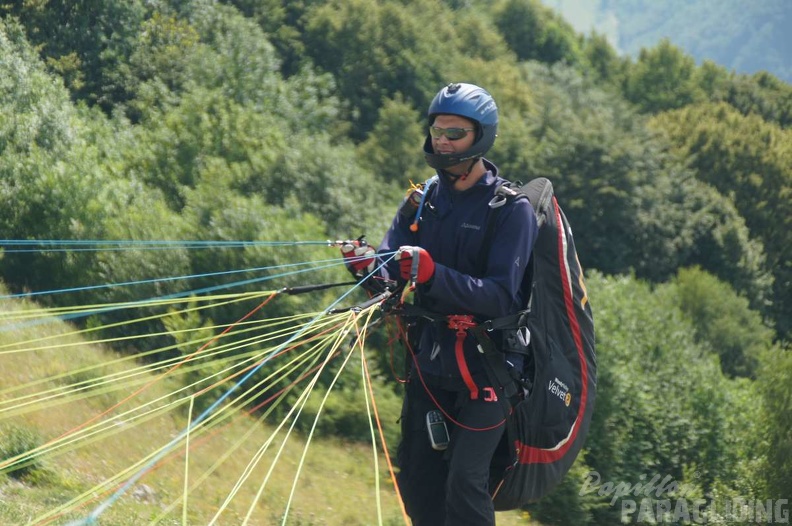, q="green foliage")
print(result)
[499,63,774,327]
[2,3,792,521]
[298,382,401,449]
[356,94,426,187]
[651,102,792,340]
[528,459,601,524]
[126,87,287,210]
[579,0,792,86]
[492,0,581,65]
[0,425,45,480]
[755,345,792,500]
[673,267,772,378]
[0,18,75,156]
[623,39,705,113]
[301,0,452,139]
[719,70,792,128]
[635,175,772,310]
[581,32,629,87]
[1,0,149,110]
[162,303,228,414]
[507,63,759,291]
[119,11,202,121]
[582,272,758,522]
